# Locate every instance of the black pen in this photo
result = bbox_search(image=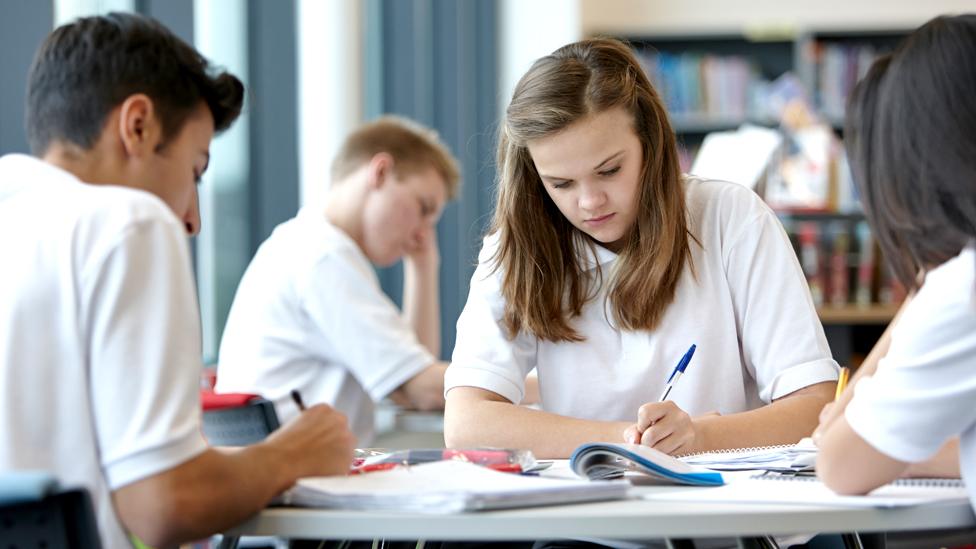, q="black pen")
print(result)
[290,389,307,411]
